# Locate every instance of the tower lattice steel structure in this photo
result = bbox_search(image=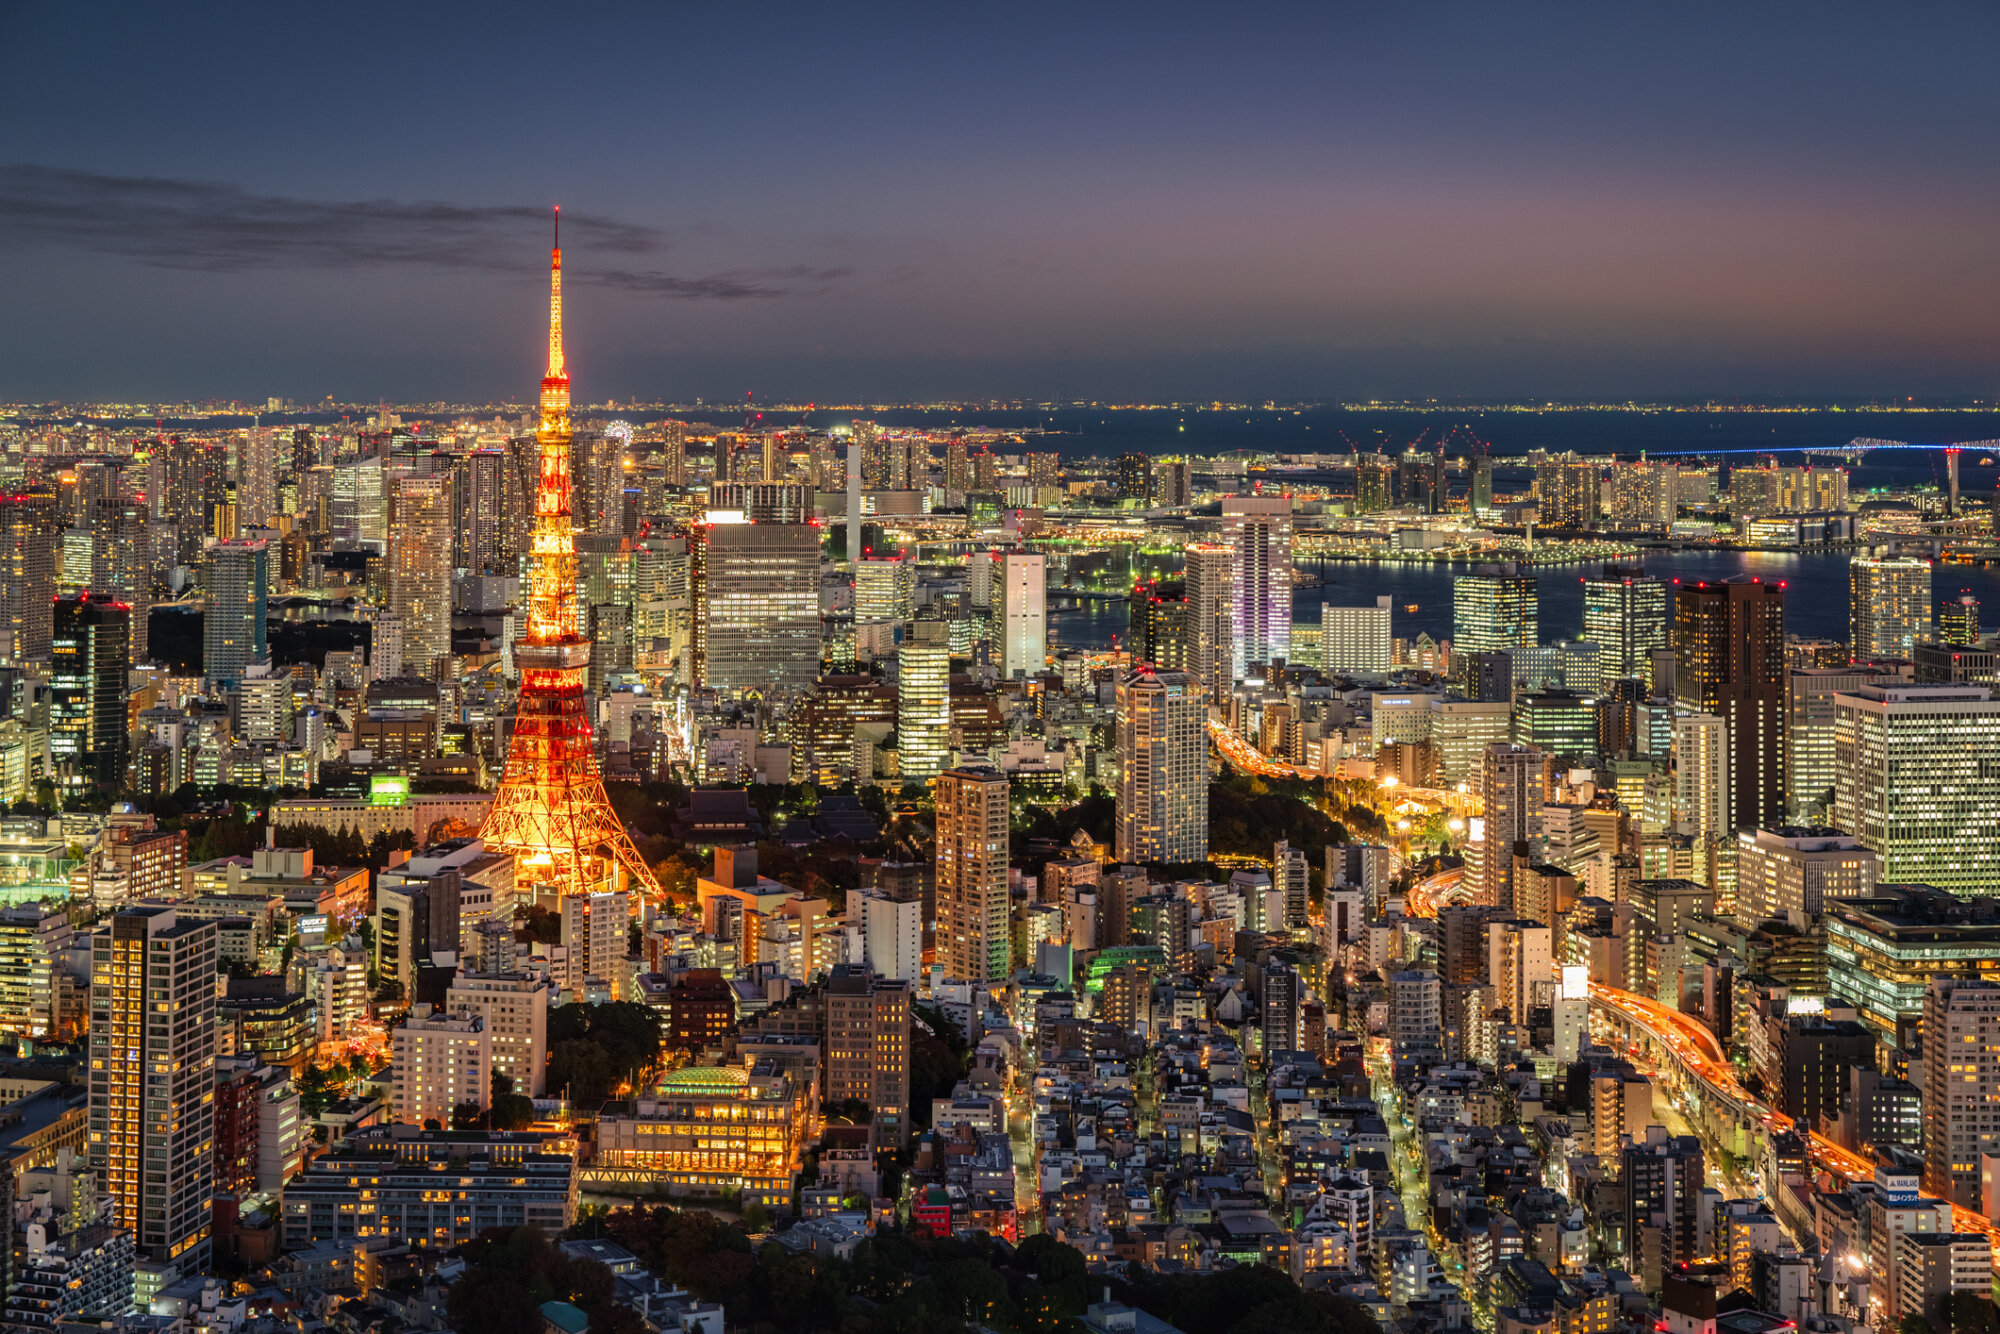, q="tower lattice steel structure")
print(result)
[479,212,662,900]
